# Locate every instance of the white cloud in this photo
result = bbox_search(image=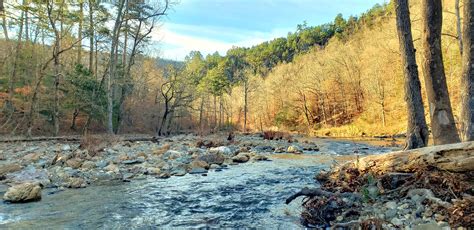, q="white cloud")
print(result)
[151,23,291,60]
